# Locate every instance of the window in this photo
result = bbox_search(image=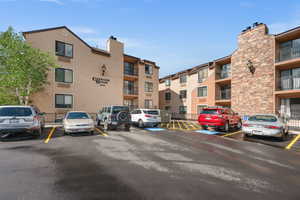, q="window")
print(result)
[145,64,153,75]
[144,100,153,109]
[124,62,136,75]
[55,94,73,108]
[145,82,153,92]
[179,106,187,114]
[165,92,171,101]
[55,41,73,58]
[165,106,171,111]
[179,90,187,99]
[198,68,208,82]
[165,79,171,86]
[180,75,187,83]
[220,64,231,79]
[279,38,300,62]
[197,105,207,114]
[197,86,207,97]
[55,68,73,83]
